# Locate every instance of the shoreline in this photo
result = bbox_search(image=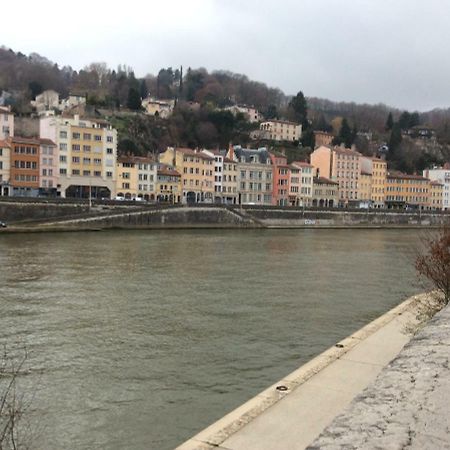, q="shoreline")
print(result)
[175,293,430,450]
